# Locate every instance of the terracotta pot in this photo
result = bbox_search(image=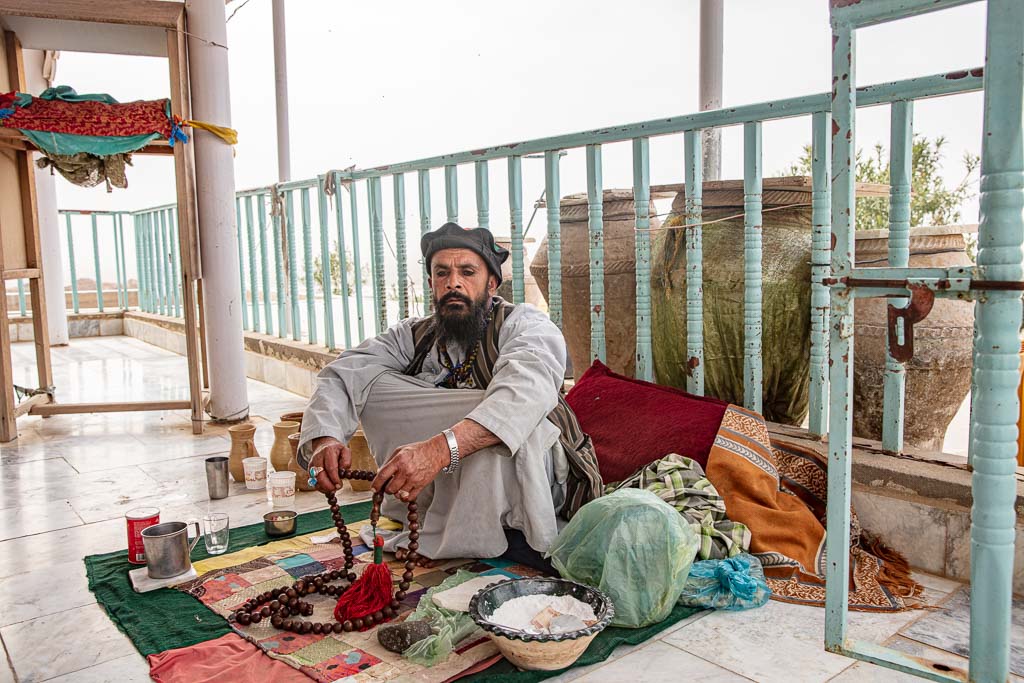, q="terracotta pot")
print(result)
[287,433,318,492]
[280,411,304,428]
[270,421,300,471]
[530,190,660,380]
[852,227,975,451]
[227,424,259,483]
[348,429,377,492]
